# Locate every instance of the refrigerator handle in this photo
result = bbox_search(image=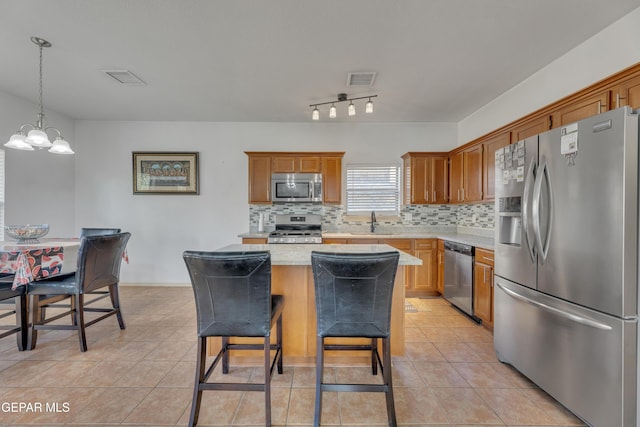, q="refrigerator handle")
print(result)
[532,157,554,264]
[496,282,613,331]
[522,158,537,263]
